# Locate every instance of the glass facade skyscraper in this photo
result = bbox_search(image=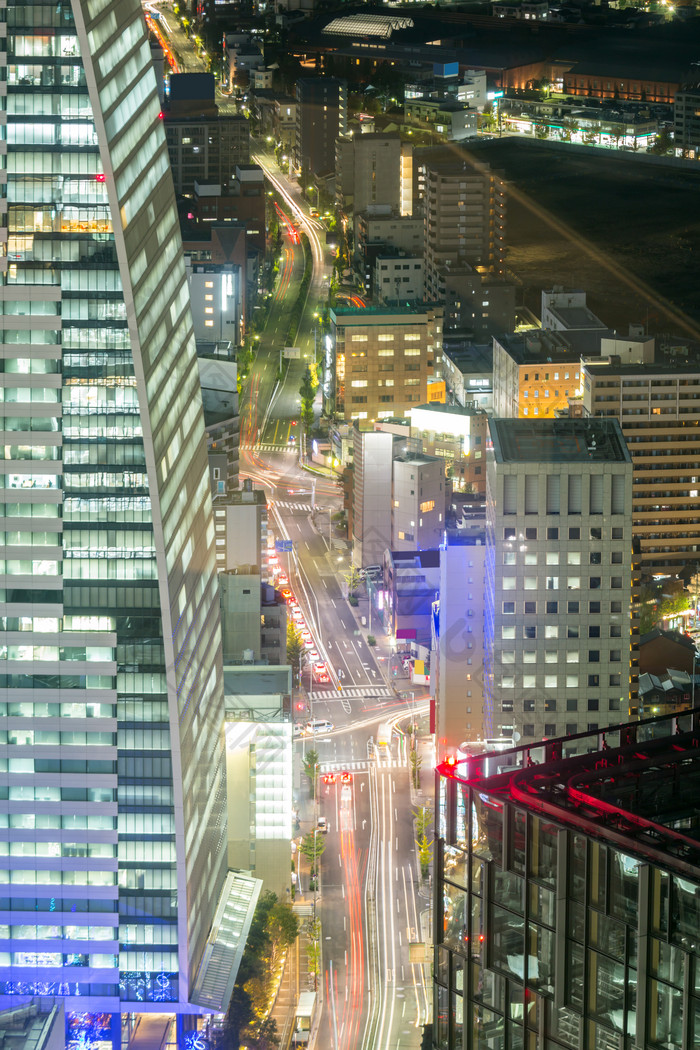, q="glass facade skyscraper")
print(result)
[2,0,228,1027]
[433,710,700,1050]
